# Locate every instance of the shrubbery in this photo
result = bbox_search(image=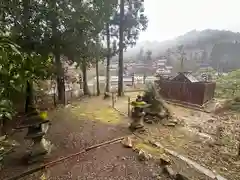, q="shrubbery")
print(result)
[215,69,240,99]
